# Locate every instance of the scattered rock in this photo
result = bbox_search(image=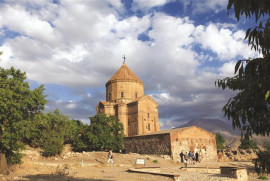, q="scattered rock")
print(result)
[218,149,258,162]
